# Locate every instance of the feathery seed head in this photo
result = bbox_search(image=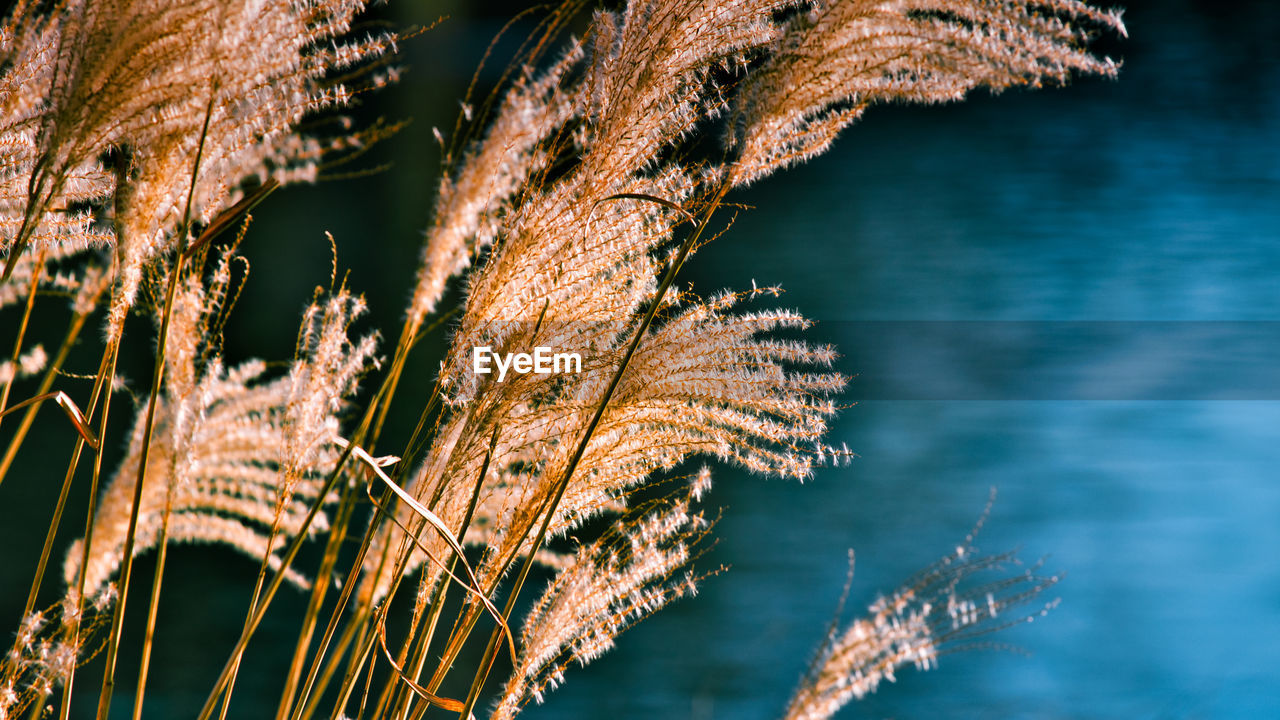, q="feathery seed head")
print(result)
[492,477,713,719]
[727,0,1125,185]
[64,252,377,599]
[783,540,1061,720]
